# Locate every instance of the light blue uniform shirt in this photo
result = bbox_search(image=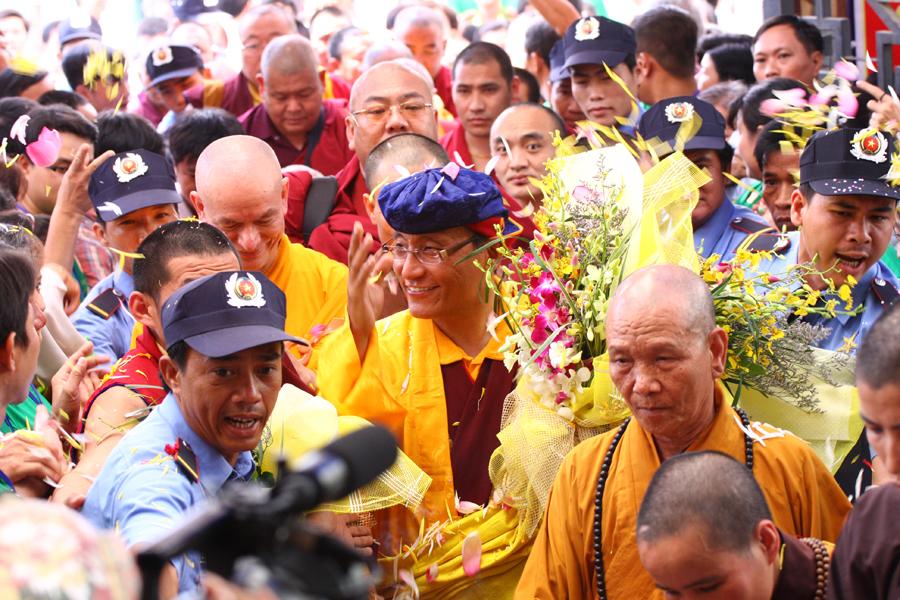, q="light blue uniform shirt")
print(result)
[756,231,900,351]
[72,269,136,363]
[82,394,254,593]
[694,198,767,261]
